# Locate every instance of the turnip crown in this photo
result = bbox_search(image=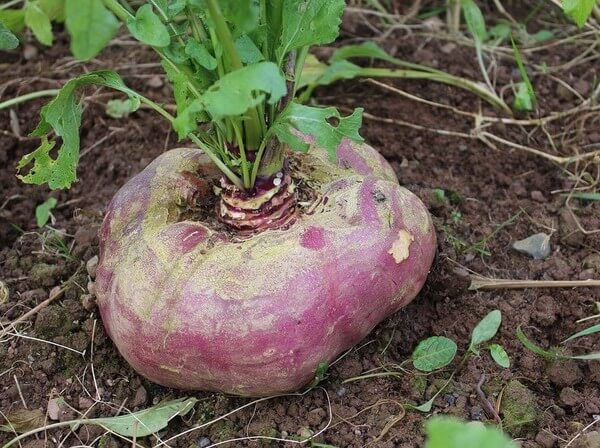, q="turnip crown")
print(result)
[19,0,365,192]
